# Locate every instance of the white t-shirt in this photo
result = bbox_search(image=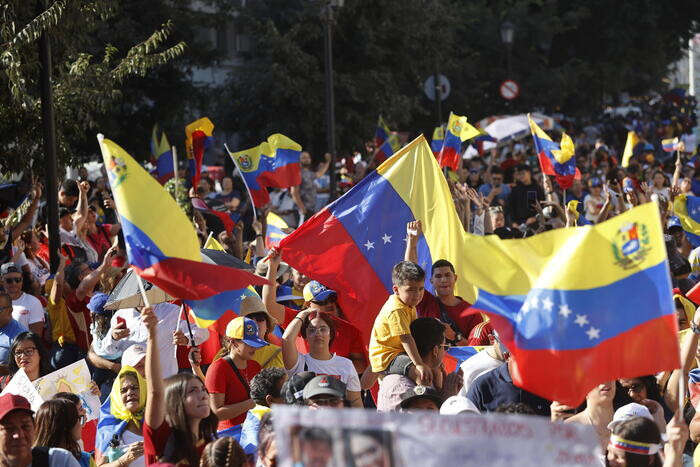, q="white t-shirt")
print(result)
[11,292,45,329]
[458,350,501,397]
[288,353,361,392]
[121,429,145,467]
